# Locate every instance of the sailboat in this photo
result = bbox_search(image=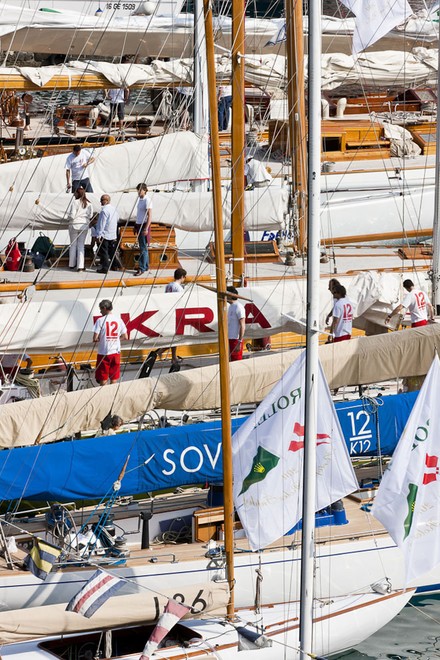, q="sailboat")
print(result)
[0,0,436,632]
[0,5,414,656]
